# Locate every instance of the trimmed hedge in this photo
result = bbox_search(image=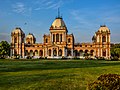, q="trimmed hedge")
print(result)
[87,74,120,90]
